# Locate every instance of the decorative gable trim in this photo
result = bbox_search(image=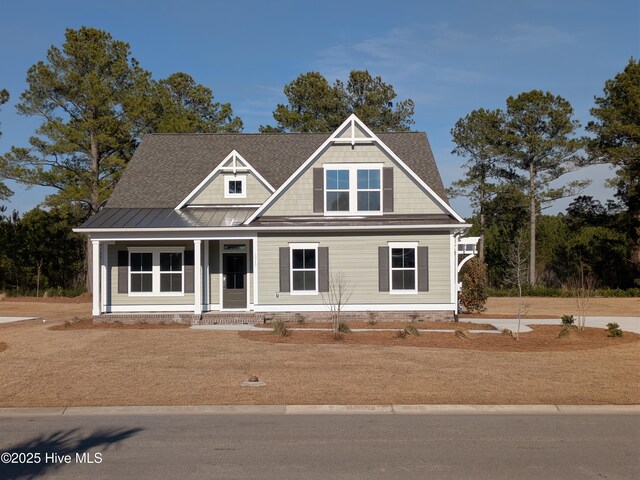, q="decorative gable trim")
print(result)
[175,150,275,210]
[243,114,464,224]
